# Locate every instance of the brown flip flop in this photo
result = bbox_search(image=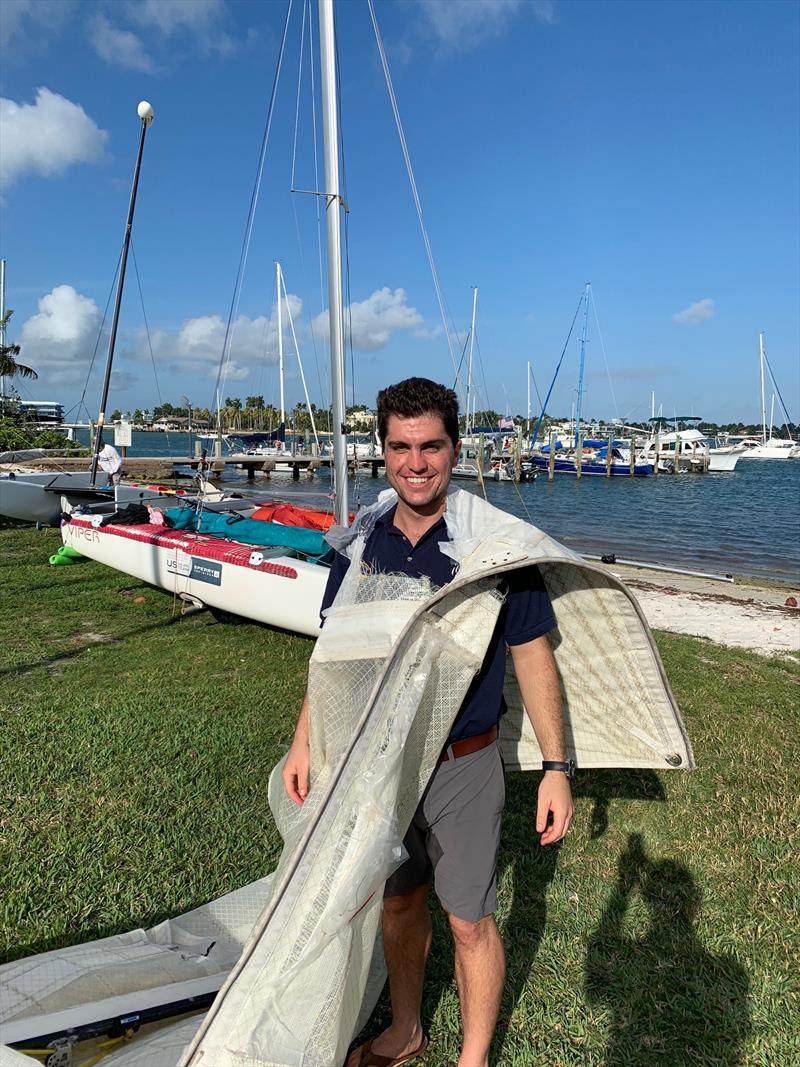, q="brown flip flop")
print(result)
[352,1035,428,1067]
